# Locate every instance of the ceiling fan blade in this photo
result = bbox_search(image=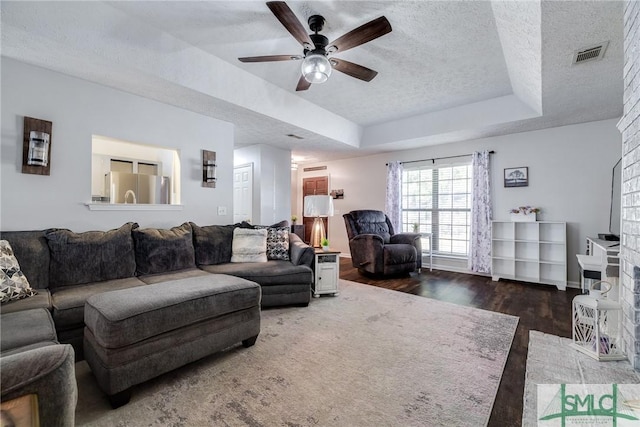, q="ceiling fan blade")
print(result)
[331,59,378,82]
[267,2,314,48]
[296,75,311,91]
[328,16,392,53]
[239,55,302,63]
